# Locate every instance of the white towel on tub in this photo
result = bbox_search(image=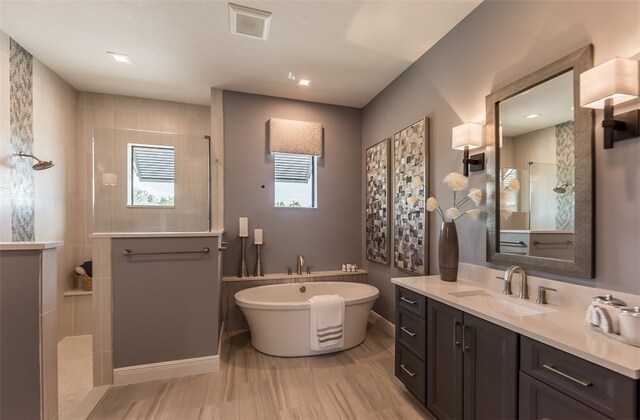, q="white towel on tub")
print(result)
[309,294,345,351]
